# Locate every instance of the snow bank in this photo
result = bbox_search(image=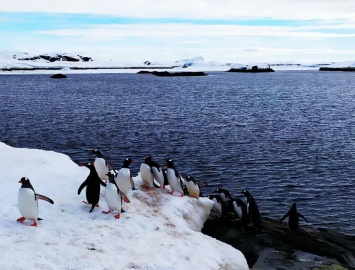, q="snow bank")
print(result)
[0,142,248,270]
